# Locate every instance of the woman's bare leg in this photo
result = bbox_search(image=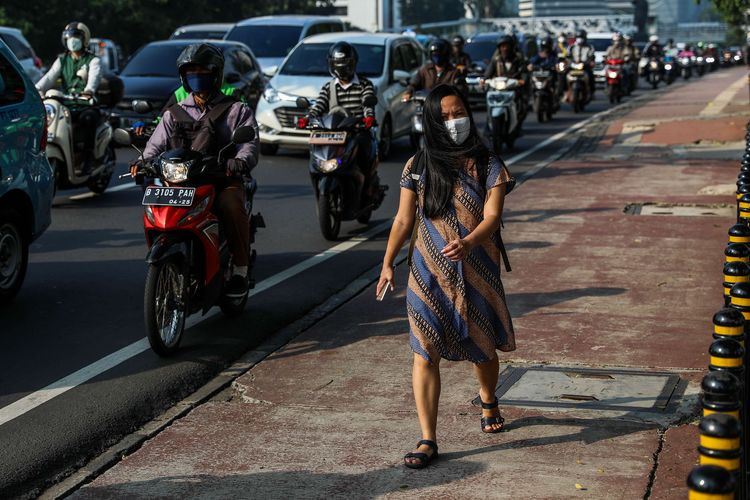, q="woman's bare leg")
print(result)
[405,353,440,465]
[473,356,503,432]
